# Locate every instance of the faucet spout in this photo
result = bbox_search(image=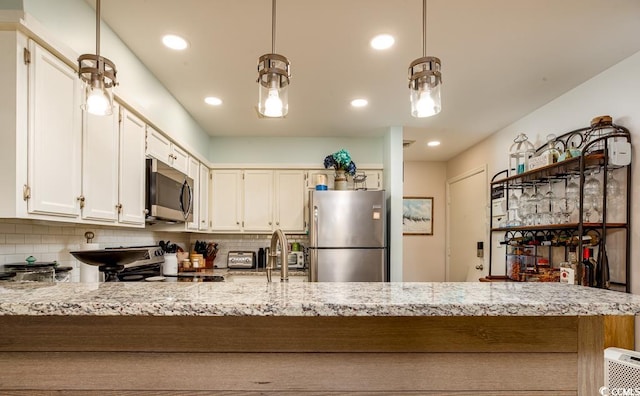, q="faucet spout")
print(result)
[267,229,289,282]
